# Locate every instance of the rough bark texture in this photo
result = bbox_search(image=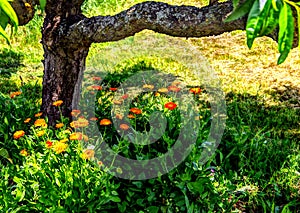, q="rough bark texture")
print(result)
[8,0,297,124]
